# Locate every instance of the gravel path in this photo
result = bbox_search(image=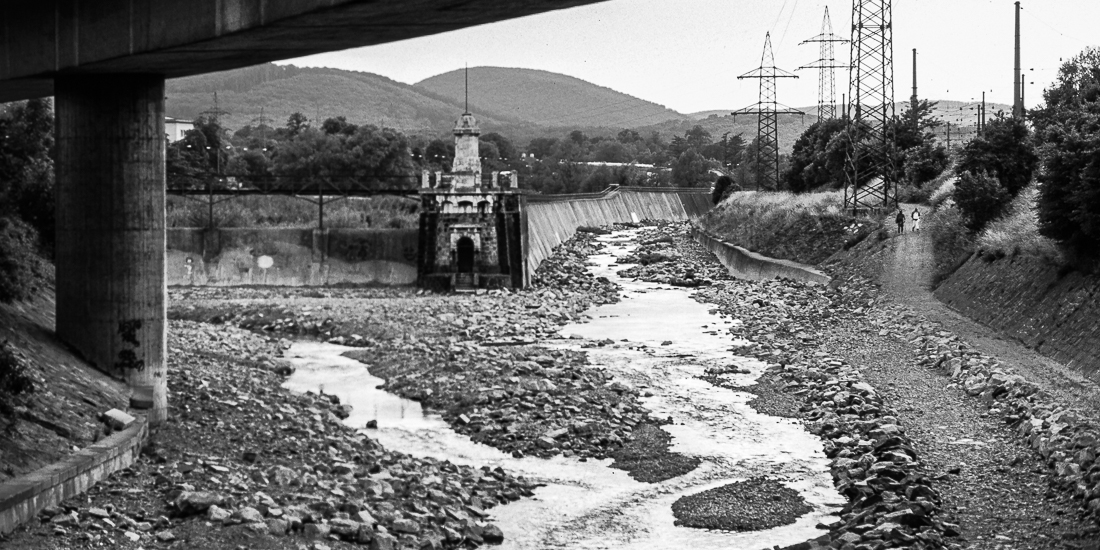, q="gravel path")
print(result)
[821,203,1100,549]
[884,203,1100,416]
